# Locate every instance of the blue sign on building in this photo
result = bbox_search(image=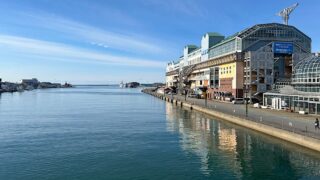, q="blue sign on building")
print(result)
[273,42,293,54]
